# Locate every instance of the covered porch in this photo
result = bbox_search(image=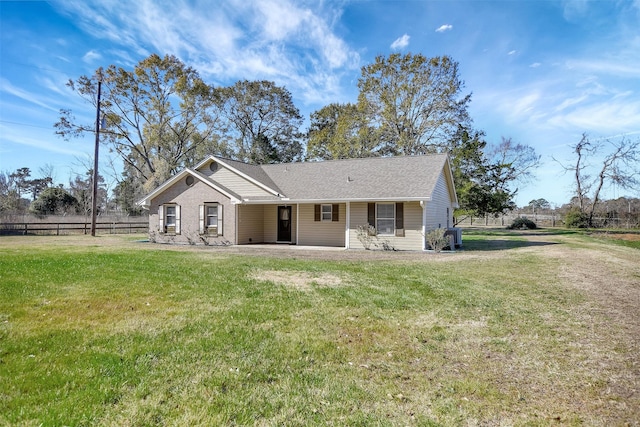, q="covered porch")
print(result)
[235,203,347,247]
